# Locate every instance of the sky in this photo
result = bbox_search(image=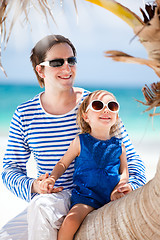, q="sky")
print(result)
[0,0,158,87]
